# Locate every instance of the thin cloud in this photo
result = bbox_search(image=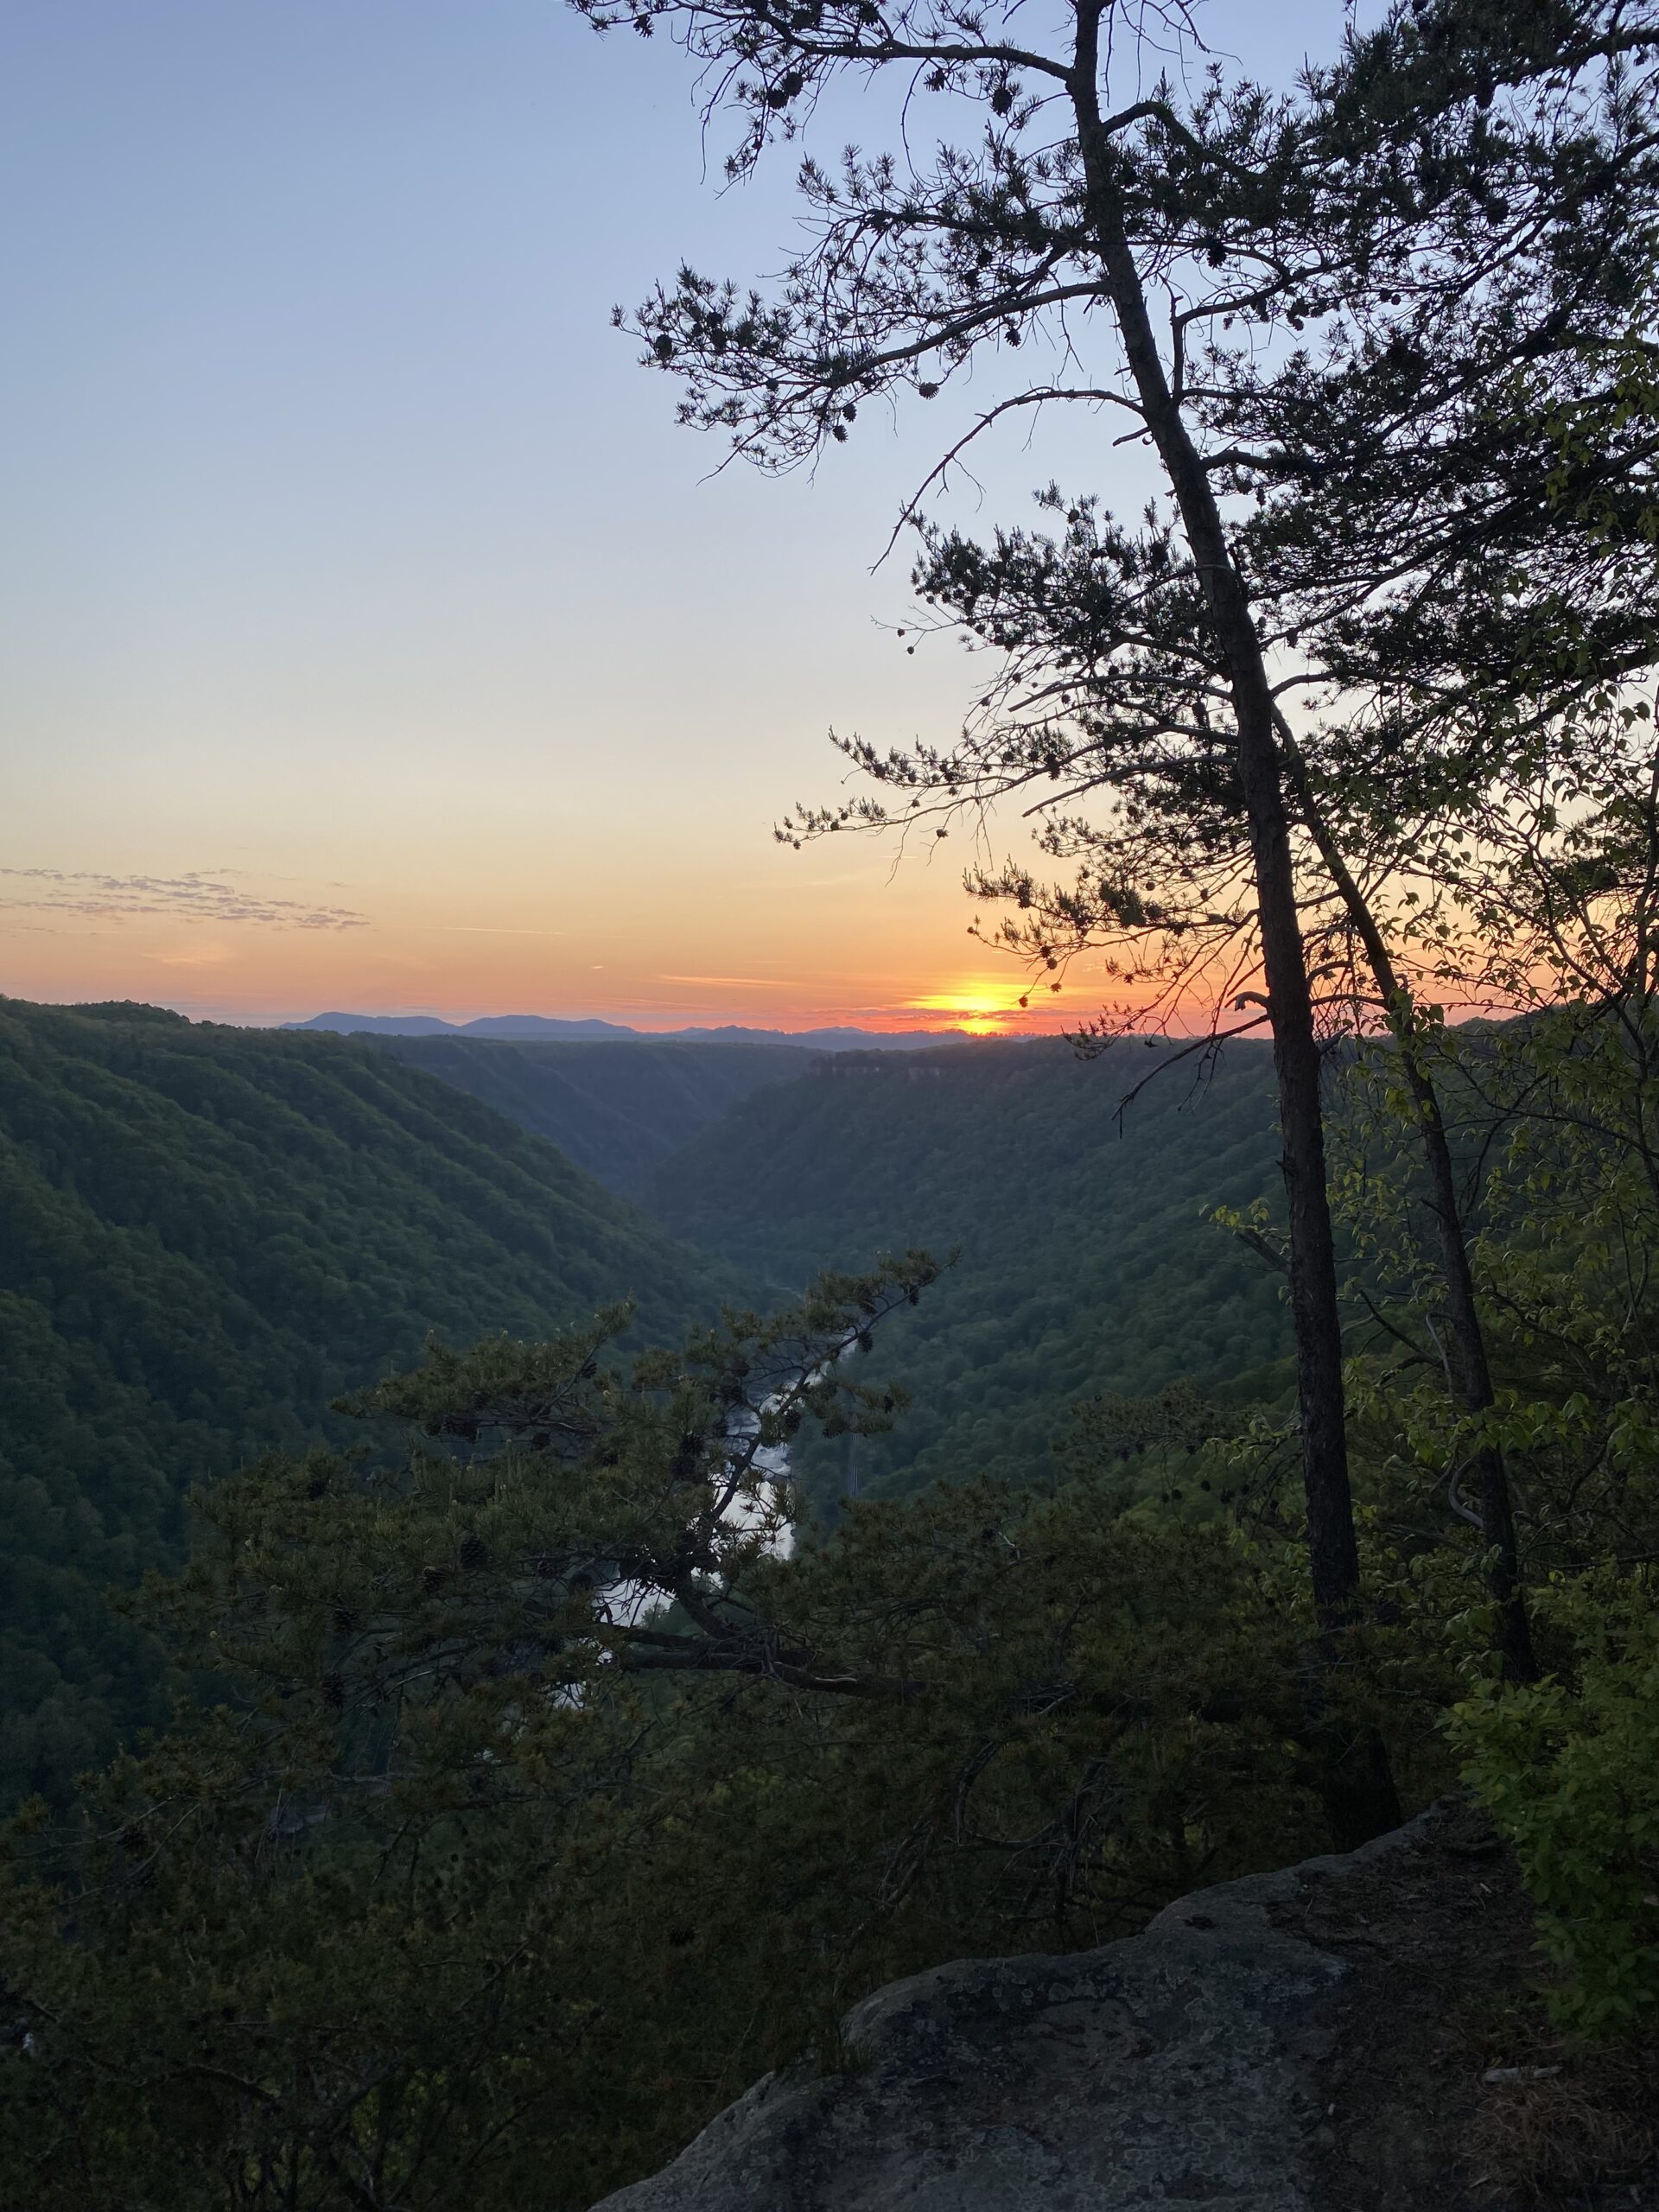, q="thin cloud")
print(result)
[0,868,366,931]
[659,974,793,988]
